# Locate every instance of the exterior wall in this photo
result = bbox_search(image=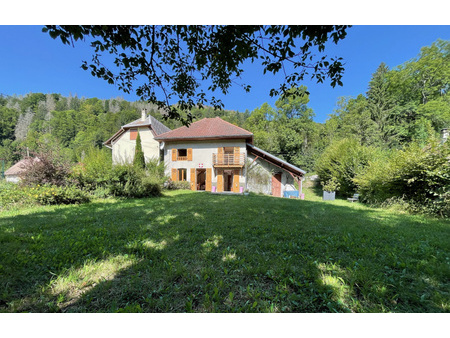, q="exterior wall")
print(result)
[246,154,296,196]
[5,175,20,183]
[164,139,247,190]
[112,127,160,164]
